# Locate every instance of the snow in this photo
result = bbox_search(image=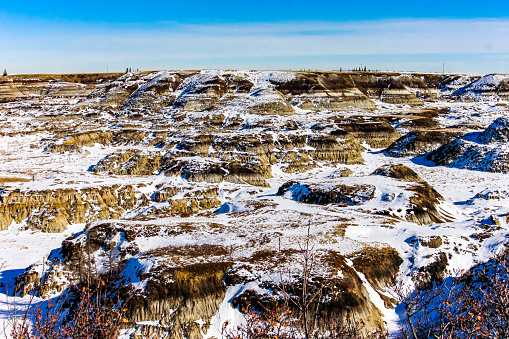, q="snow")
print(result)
[453,74,509,101]
[215,201,253,213]
[345,258,400,335]
[439,74,481,95]
[0,222,85,337]
[176,73,221,97]
[1,70,509,338]
[242,70,296,87]
[205,284,249,339]
[283,182,310,201]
